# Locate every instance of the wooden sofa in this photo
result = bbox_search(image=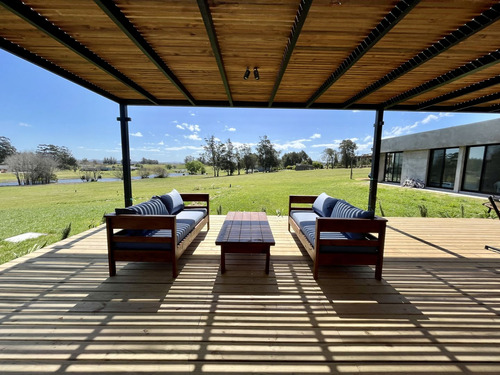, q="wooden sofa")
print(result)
[288,194,387,280]
[105,191,209,278]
